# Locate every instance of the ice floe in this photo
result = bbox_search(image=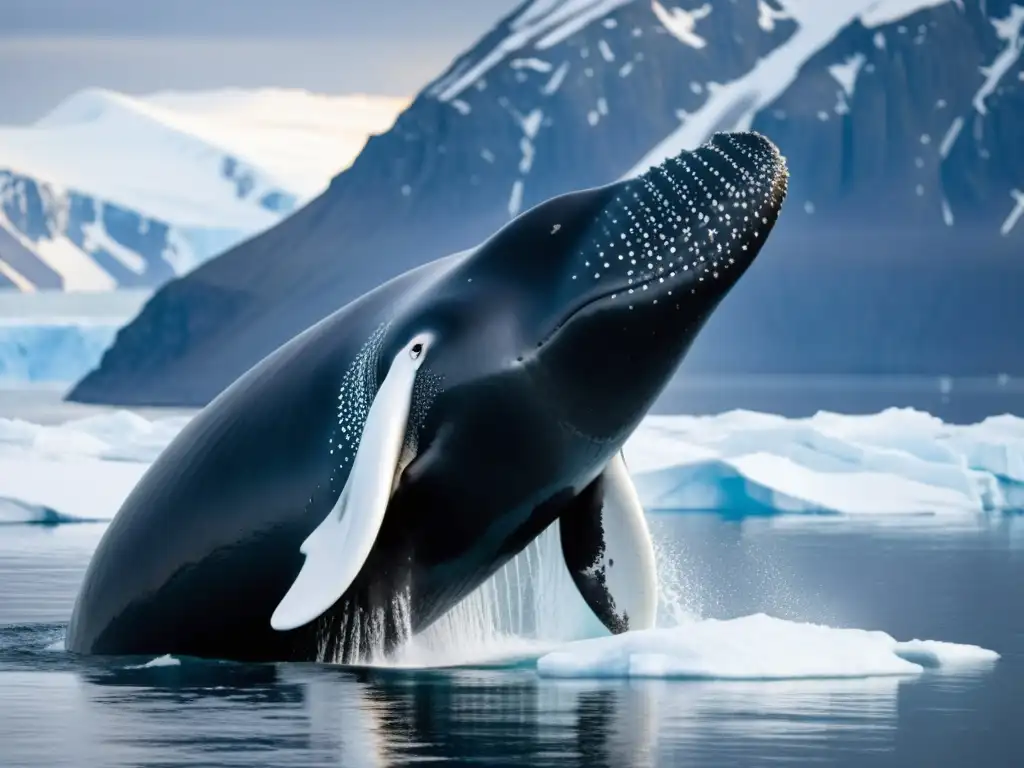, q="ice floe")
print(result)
[624,409,1024,515]
[0,407,1021,523]
[536,613,999,679]
[125,654,181,669]
[0,410,186,523]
